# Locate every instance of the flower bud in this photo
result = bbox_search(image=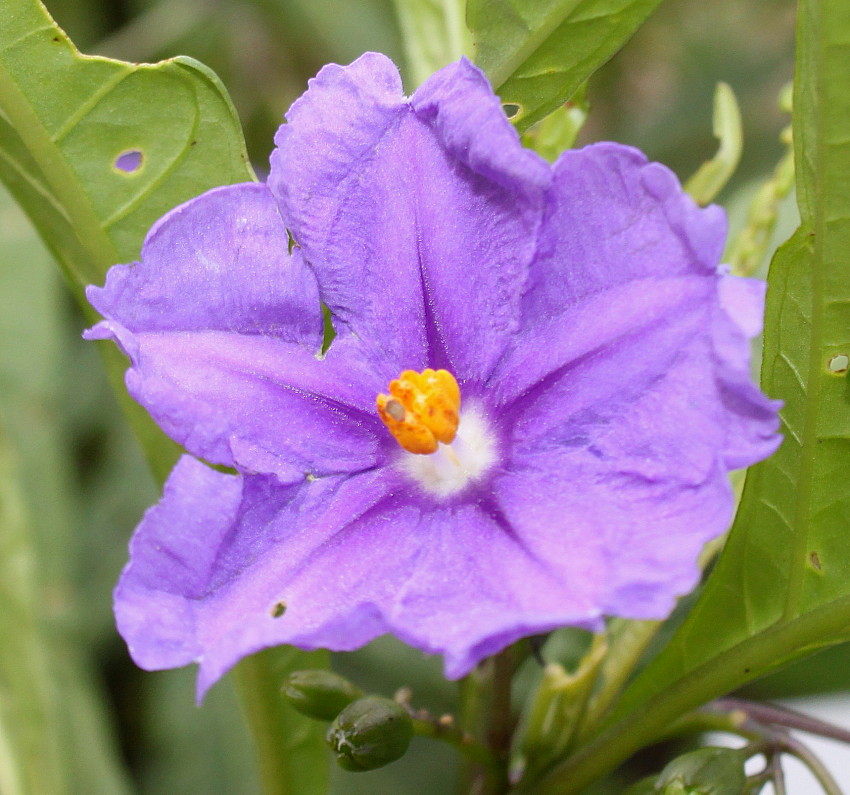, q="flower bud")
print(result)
[655,747,748,794]
[326,696,414,772]
[281,670,363,721]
